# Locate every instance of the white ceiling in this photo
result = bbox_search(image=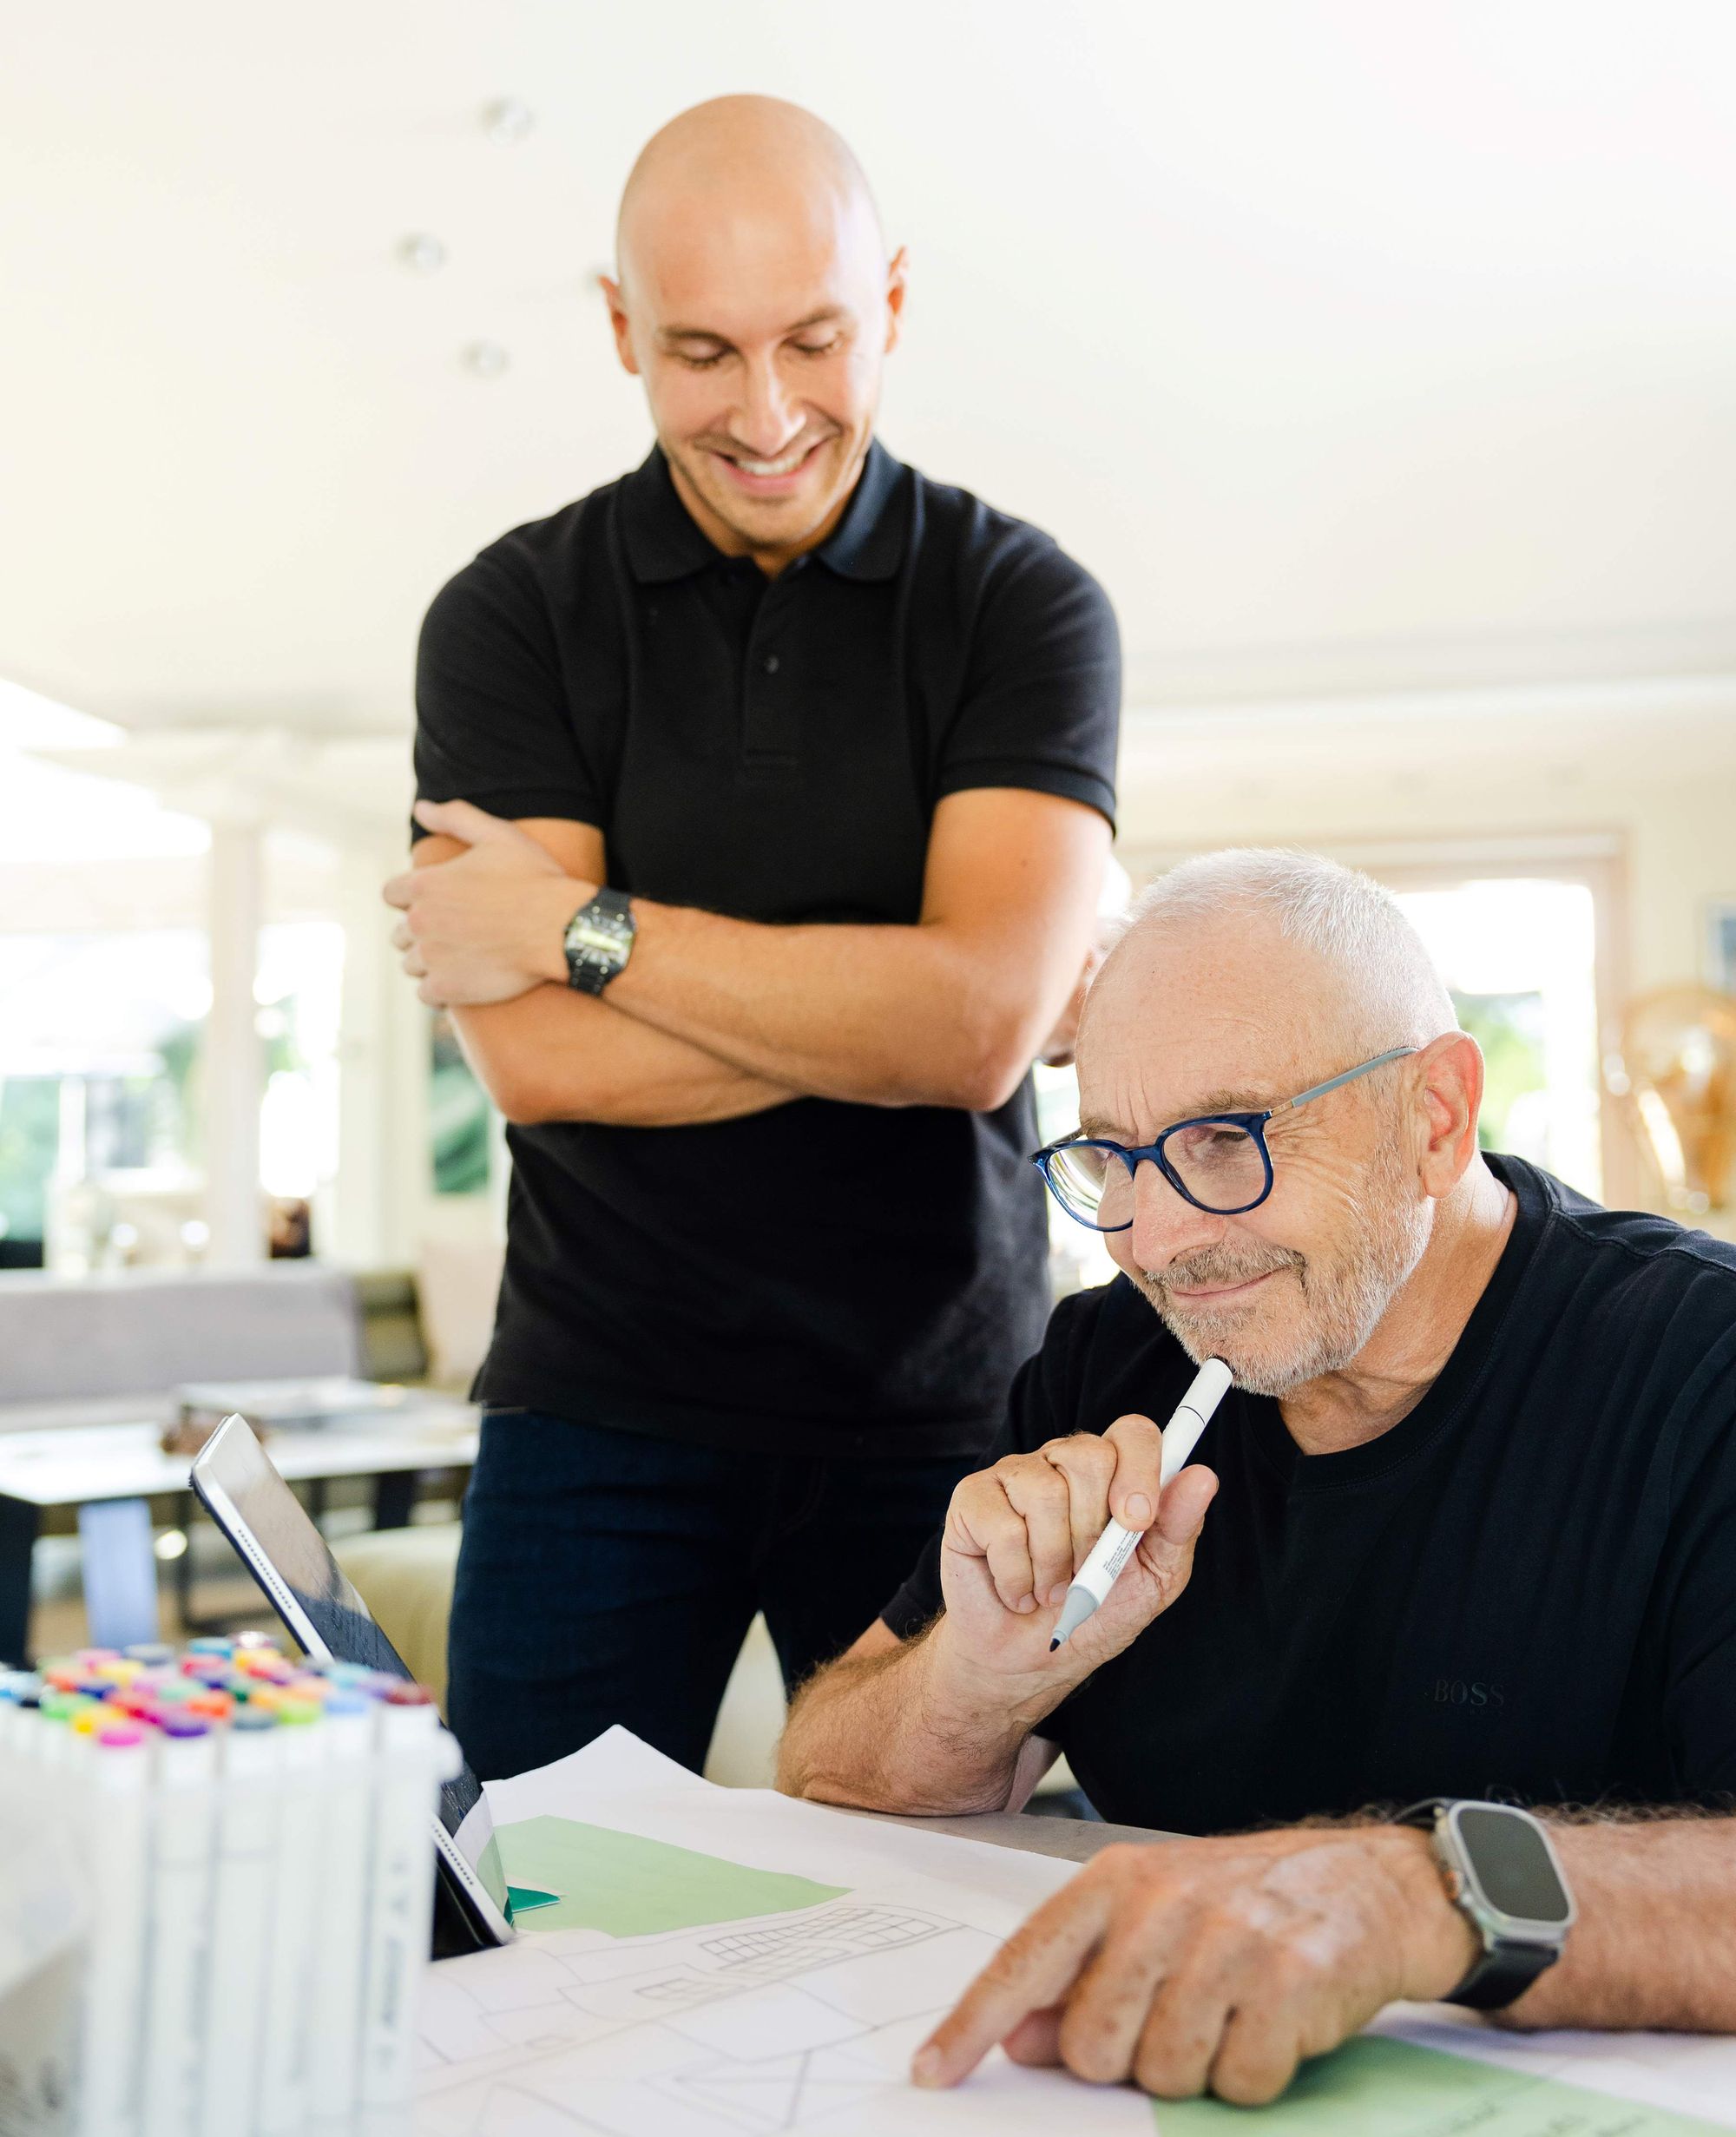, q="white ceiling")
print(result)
[3,0,1735,734]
